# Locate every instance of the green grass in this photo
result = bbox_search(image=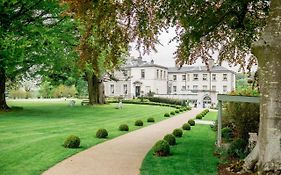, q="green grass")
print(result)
[140,125,219,175]
[202,111,217,121]
[0,101,174,175]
